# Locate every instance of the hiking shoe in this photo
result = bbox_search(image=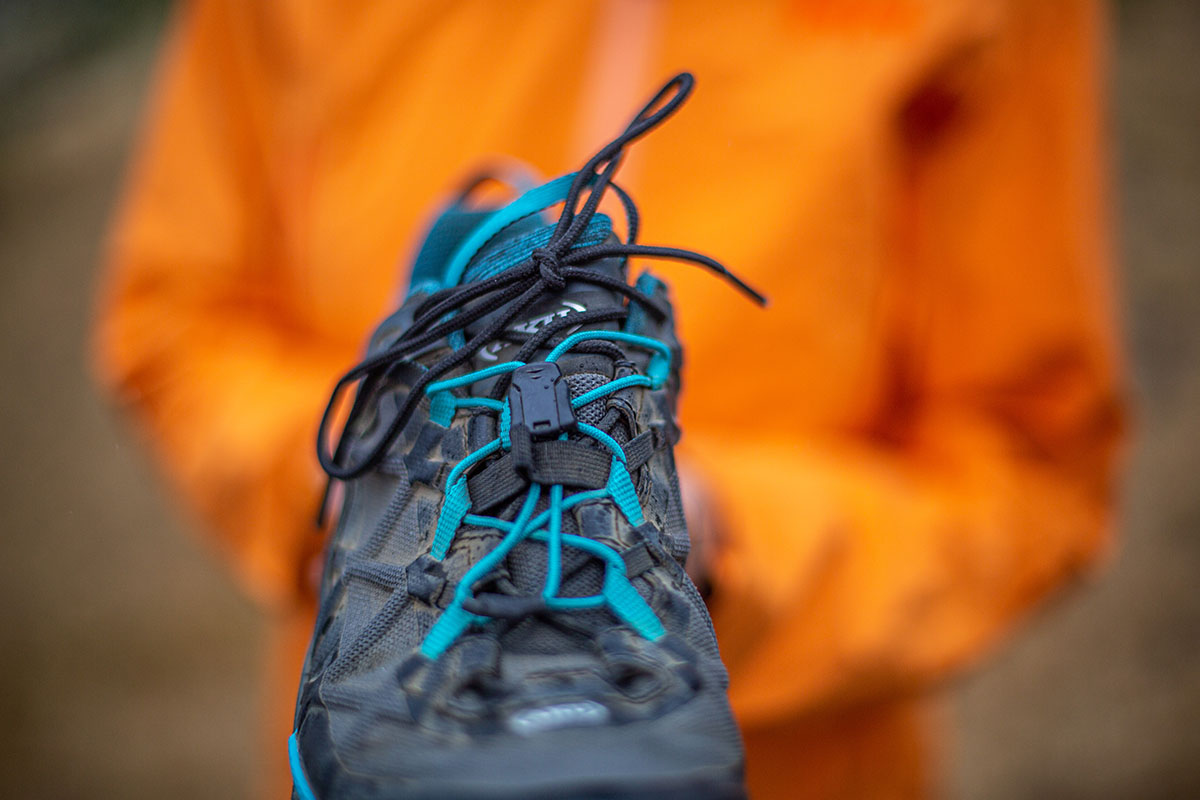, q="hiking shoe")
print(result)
[291,73,765,800]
